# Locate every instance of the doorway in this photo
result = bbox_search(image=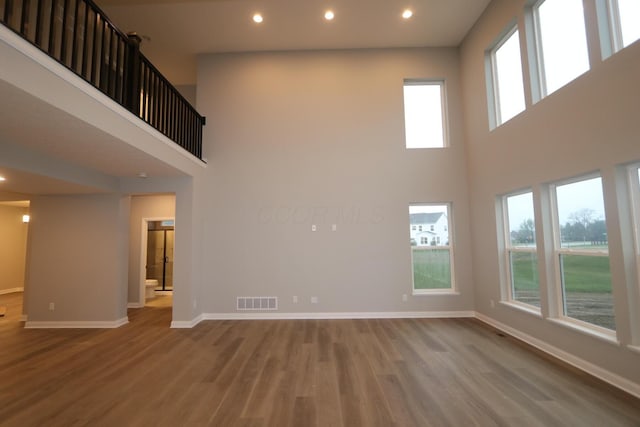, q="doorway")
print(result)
[145,220,174,292]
